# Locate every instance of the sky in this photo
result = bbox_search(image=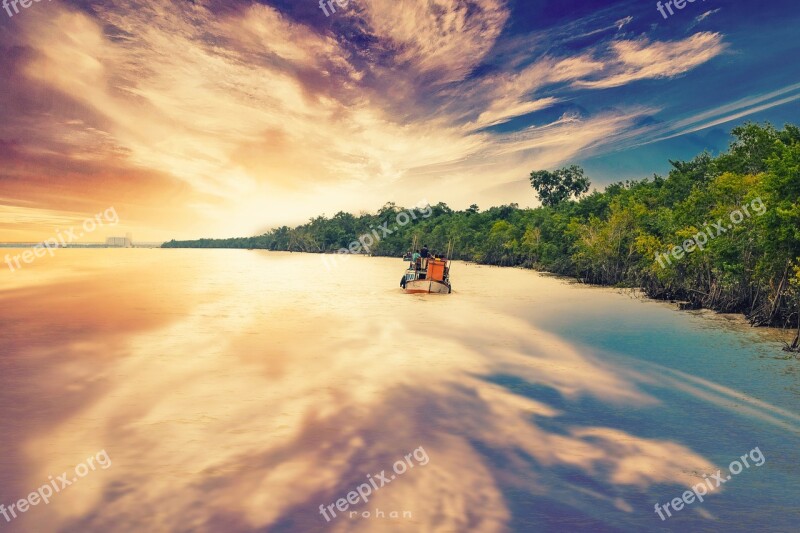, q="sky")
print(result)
[1,0,799,242]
